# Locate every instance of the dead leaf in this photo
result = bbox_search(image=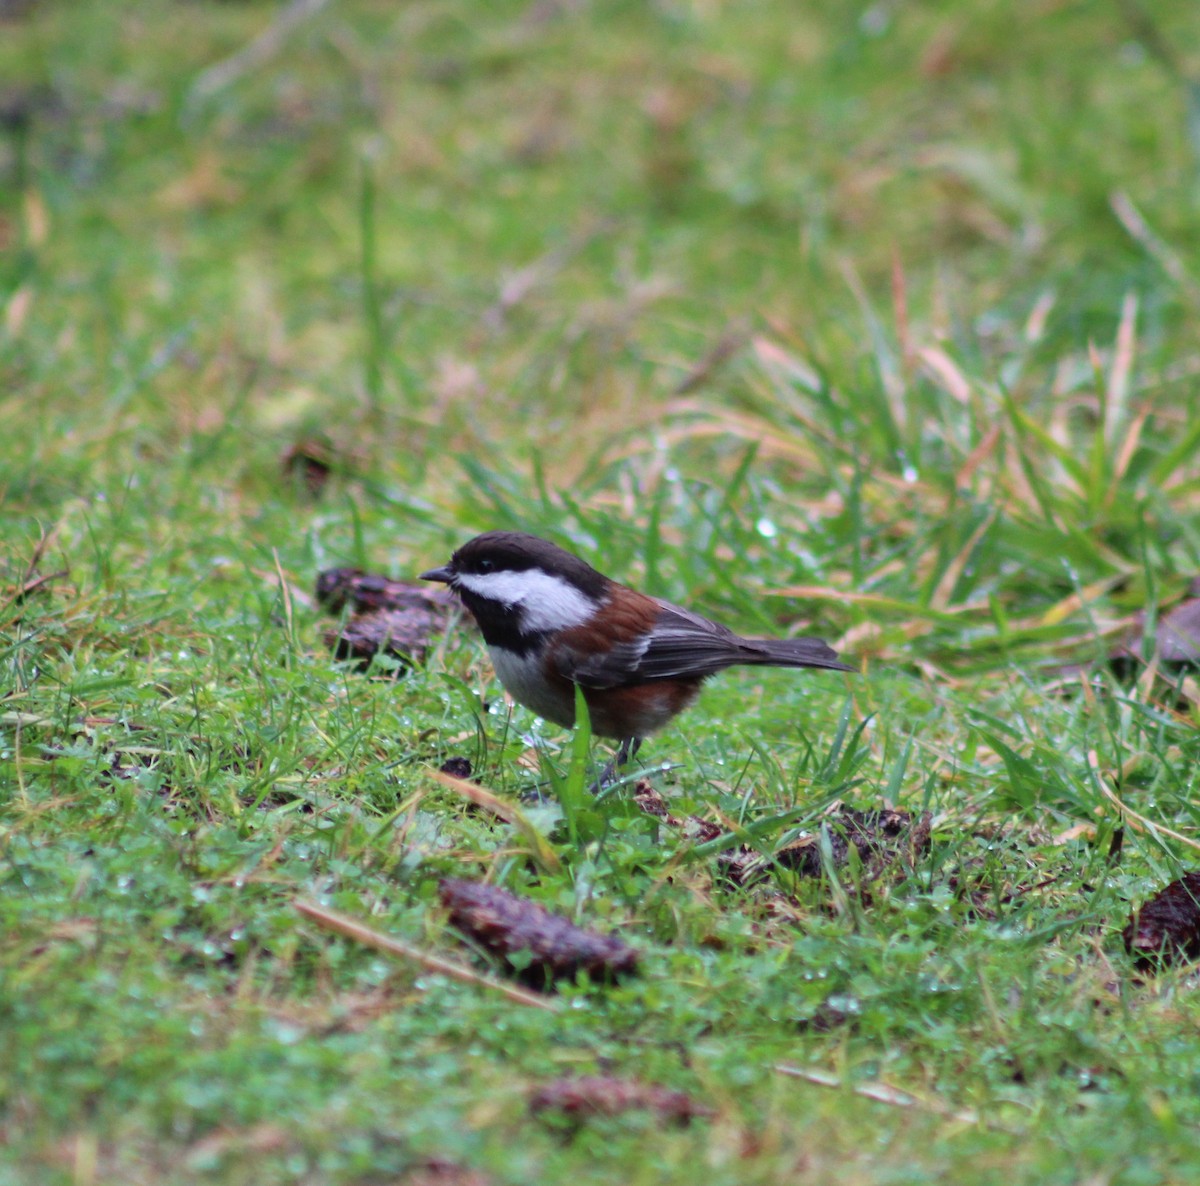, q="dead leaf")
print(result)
[1123,871,1200,968]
